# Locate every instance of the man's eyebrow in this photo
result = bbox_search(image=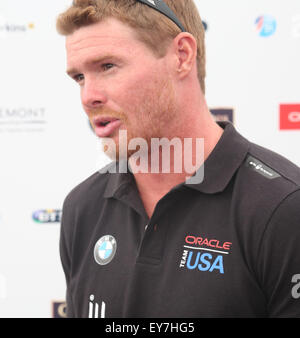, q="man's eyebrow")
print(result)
[66,55,122,76]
